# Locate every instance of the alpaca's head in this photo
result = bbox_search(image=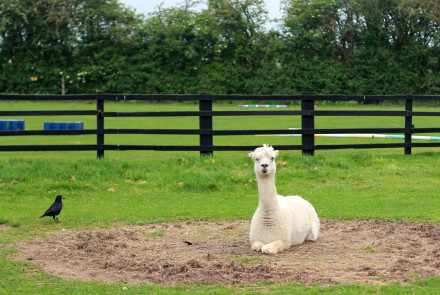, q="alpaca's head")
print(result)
[248,144,279,177]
